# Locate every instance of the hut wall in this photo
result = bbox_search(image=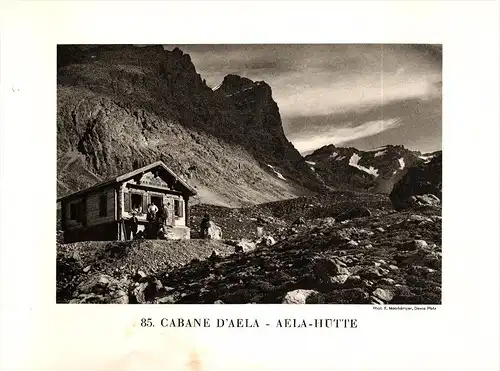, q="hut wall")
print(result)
[86,187,115,227]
